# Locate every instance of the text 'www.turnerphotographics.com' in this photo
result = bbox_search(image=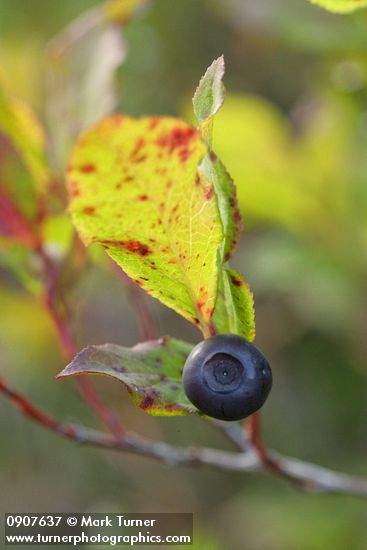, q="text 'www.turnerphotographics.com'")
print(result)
[4,513,193,546]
